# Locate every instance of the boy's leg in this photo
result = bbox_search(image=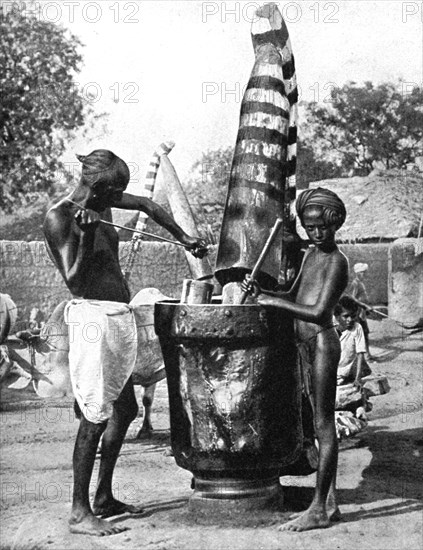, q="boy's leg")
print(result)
[93,377,145,518]
[326,466,341,521]
[359,317,373,360]
[312,333,340,509]
[69,417,129,535]
[280,332,340,531]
